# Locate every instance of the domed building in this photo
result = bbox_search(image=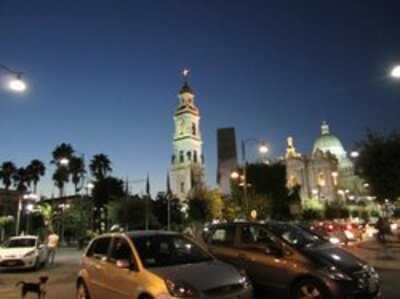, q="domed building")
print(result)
[285,121,360,203]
